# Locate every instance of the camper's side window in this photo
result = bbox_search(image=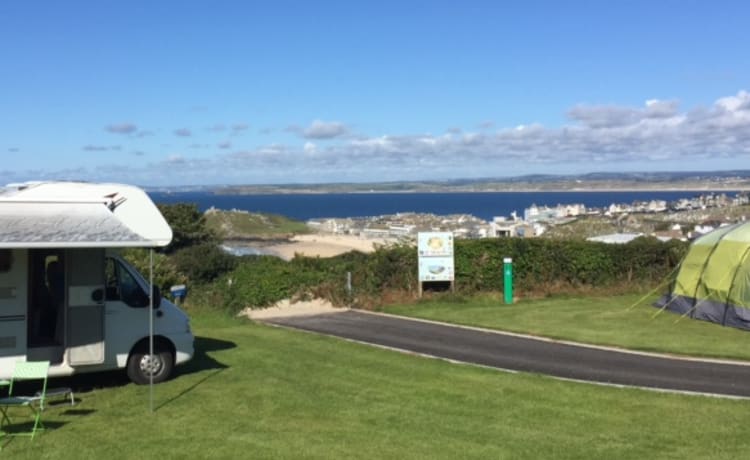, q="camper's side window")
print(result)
[105,258,149,308]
